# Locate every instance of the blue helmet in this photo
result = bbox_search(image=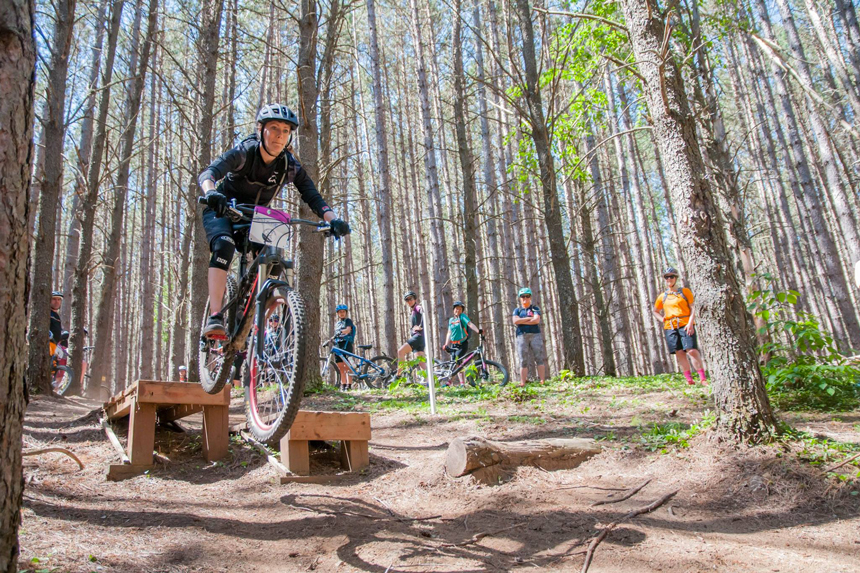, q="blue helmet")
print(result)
[335,304,348,312]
